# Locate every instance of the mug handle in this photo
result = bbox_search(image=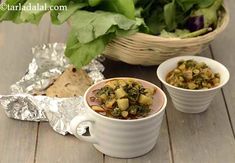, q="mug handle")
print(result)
[70,115,98,144]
